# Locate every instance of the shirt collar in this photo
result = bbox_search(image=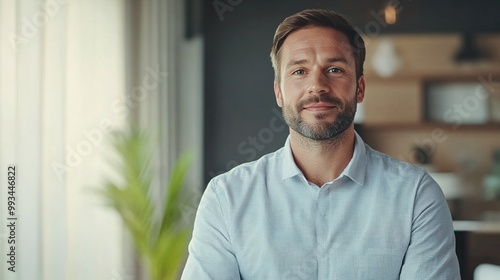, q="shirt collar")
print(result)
[281,136,304,180]
[341,131,367,186]
[281,131,367,186]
